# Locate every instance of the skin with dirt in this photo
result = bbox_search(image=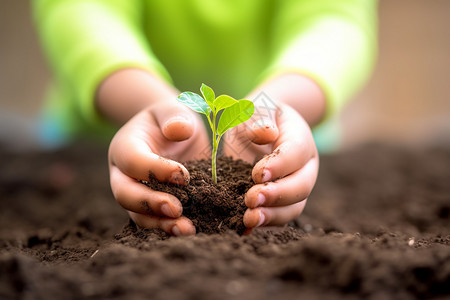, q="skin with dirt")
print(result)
[0,143,449,300]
